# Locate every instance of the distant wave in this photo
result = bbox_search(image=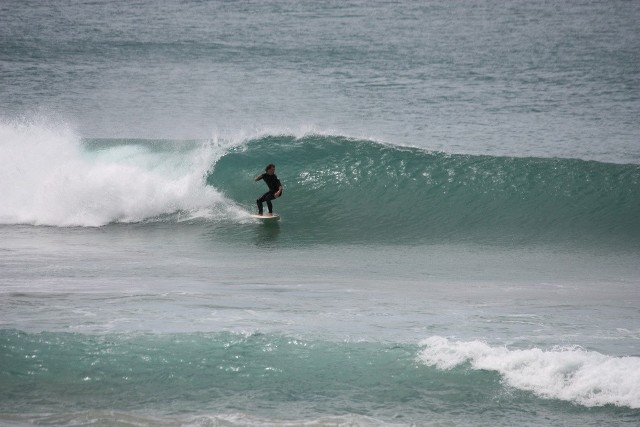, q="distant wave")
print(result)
[418,336,640,409]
